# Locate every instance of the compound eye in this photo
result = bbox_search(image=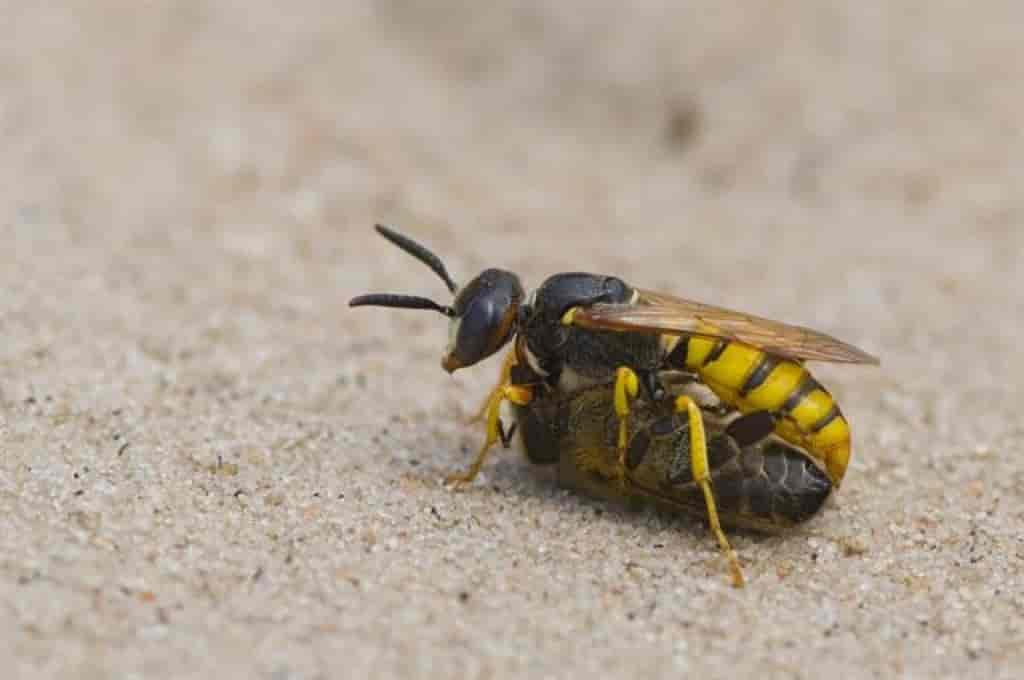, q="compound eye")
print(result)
[603,276,630,303]
[455,296,510,365]
[442,268,523,372]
